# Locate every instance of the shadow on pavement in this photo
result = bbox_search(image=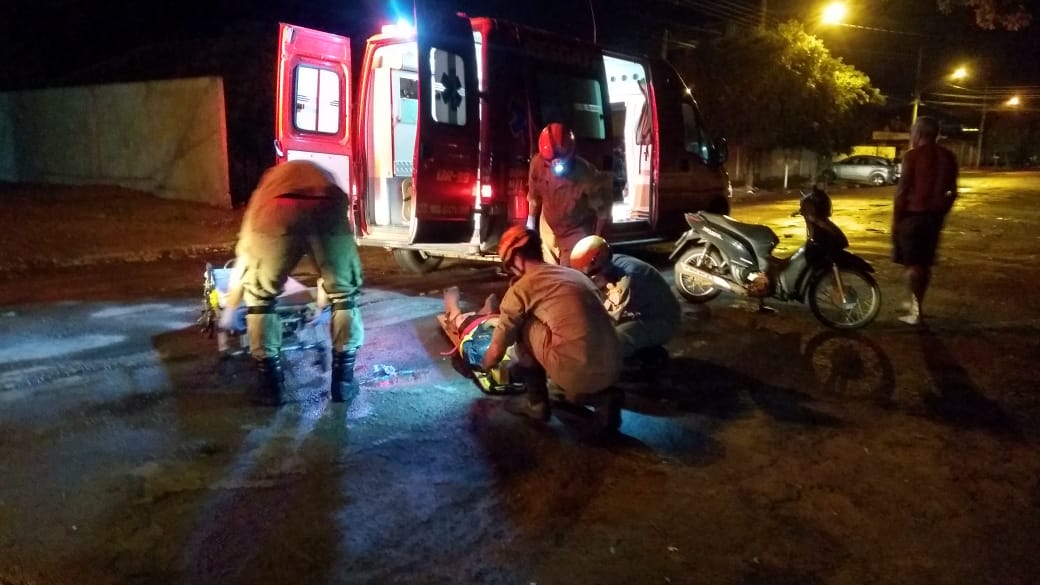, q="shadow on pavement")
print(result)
[915,325,1020,437]
[801,330,897,407]
[625,355,844,428]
